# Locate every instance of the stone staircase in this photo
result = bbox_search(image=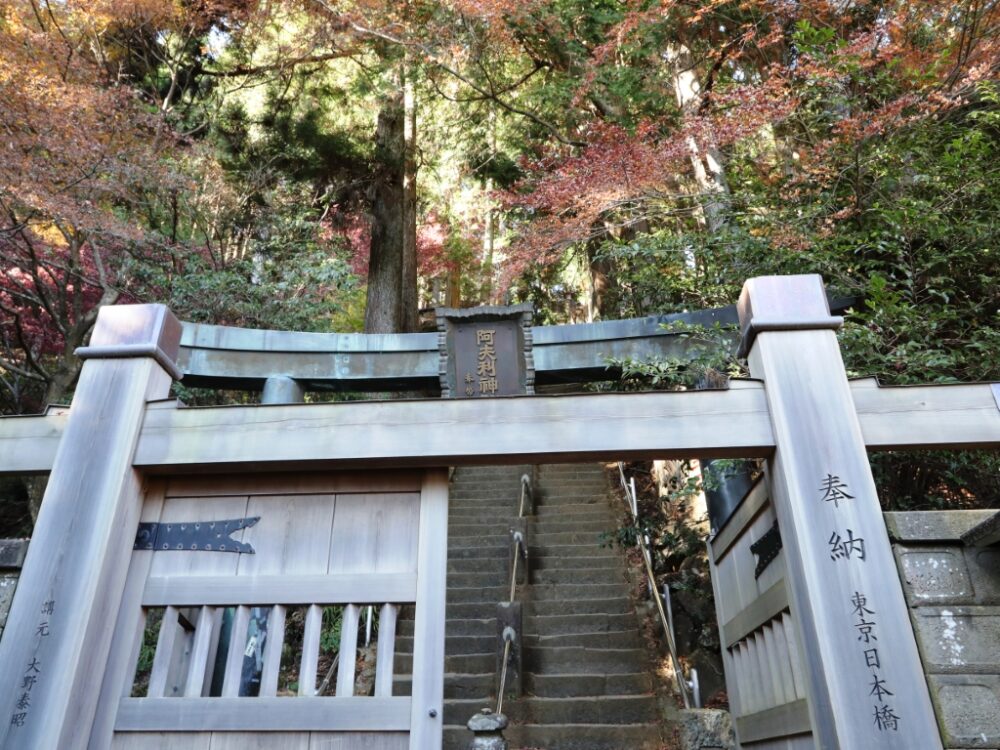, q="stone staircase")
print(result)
[400,463,664,750]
